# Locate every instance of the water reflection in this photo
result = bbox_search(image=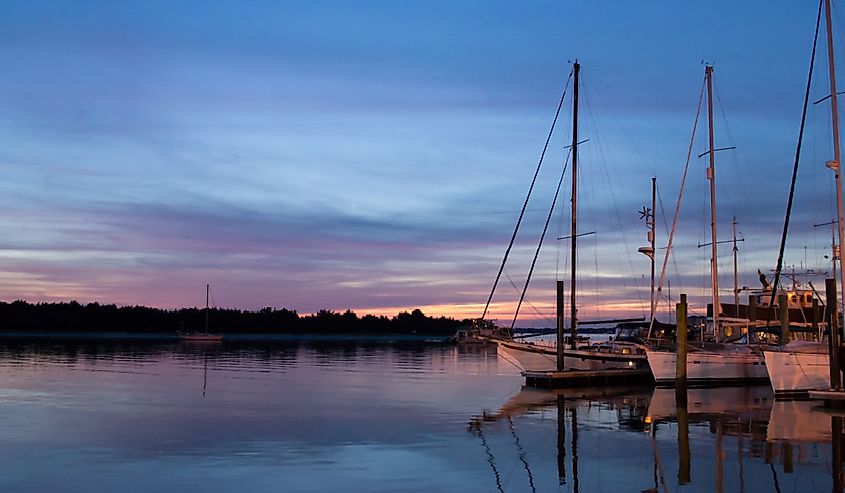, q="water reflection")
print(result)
[4,340,845,492]
[0,339,519,493]
[472,385,845,492]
